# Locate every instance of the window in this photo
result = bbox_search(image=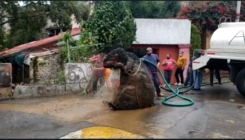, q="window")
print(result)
[46,28,61,37]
